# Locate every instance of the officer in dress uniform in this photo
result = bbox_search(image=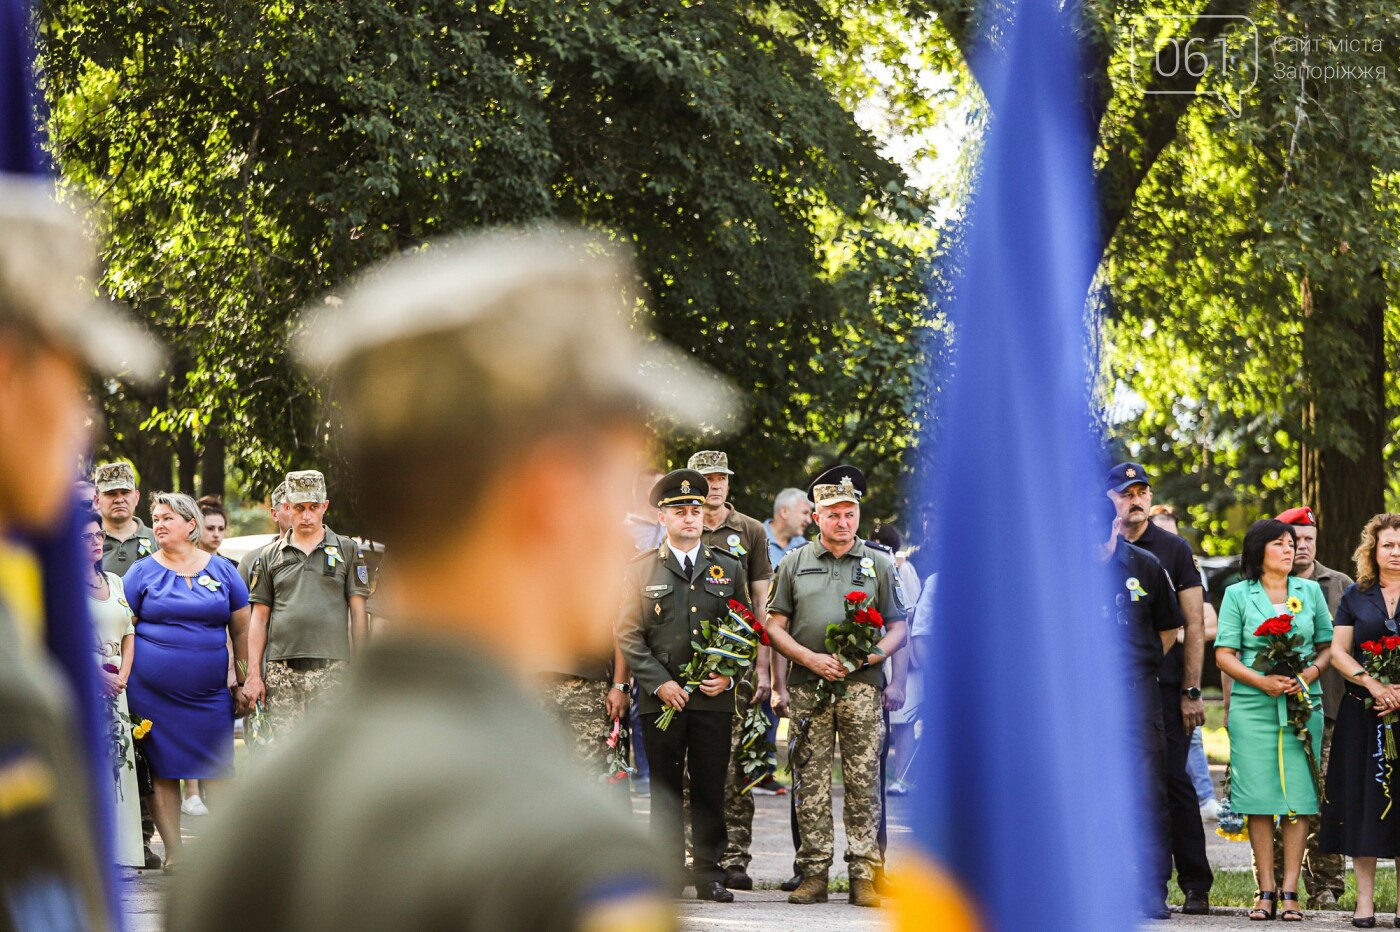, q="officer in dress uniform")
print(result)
[618,469,750,903]
[0,173,162,931]
[168,225,729,931]
[765,465,909,909]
